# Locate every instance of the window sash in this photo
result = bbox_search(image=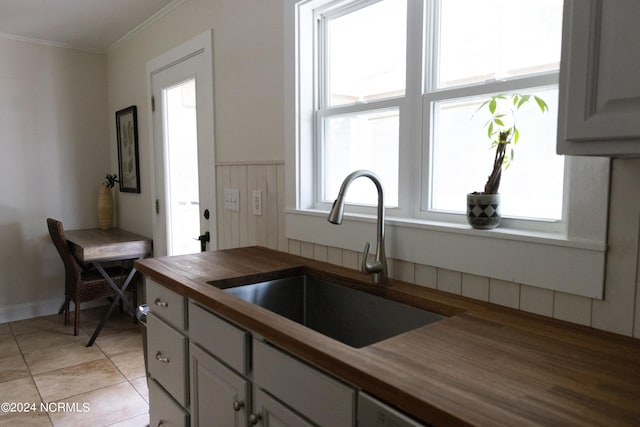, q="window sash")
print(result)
[314,0,409,212]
